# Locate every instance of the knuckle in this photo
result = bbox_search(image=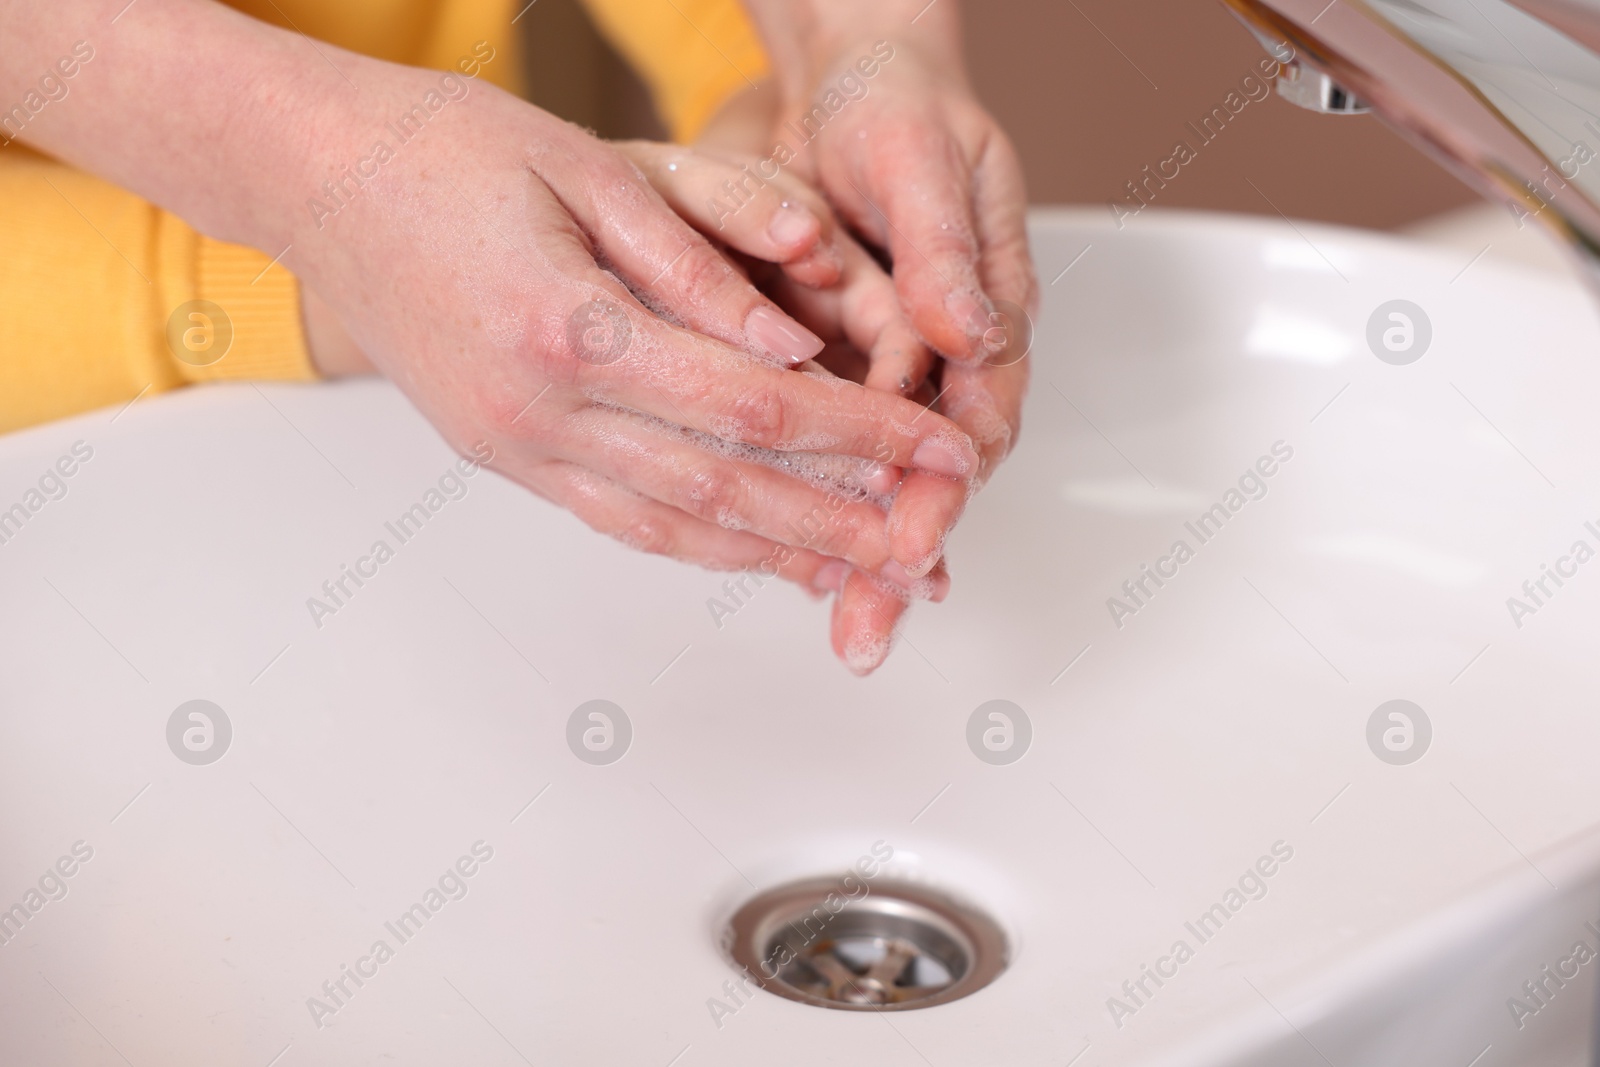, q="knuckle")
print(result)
[923,229,979,264]
[722,388,792,449]
[808,508,867,561]
[672,241,742,299]
[682,462,743,522]
[475,389,548,444]
[617,513,676,557]
[551,295,635,373]
[513,314,581,386]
